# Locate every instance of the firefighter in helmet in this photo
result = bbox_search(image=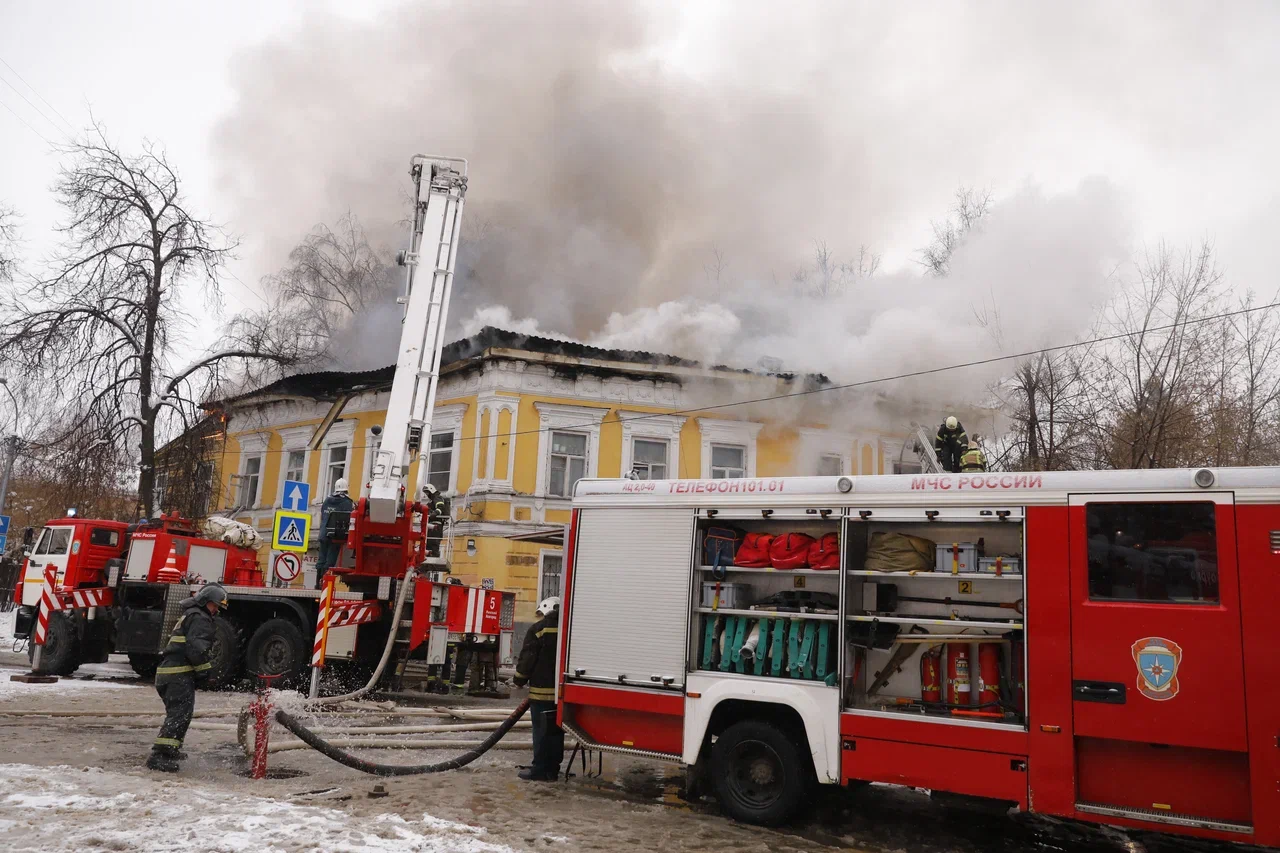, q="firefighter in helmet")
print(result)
[315,477,354,589]
[422,482,450,558]
[513,596,563,781]
[960,437,987,473]
[934,416,969,473]
[147,583,226,772]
